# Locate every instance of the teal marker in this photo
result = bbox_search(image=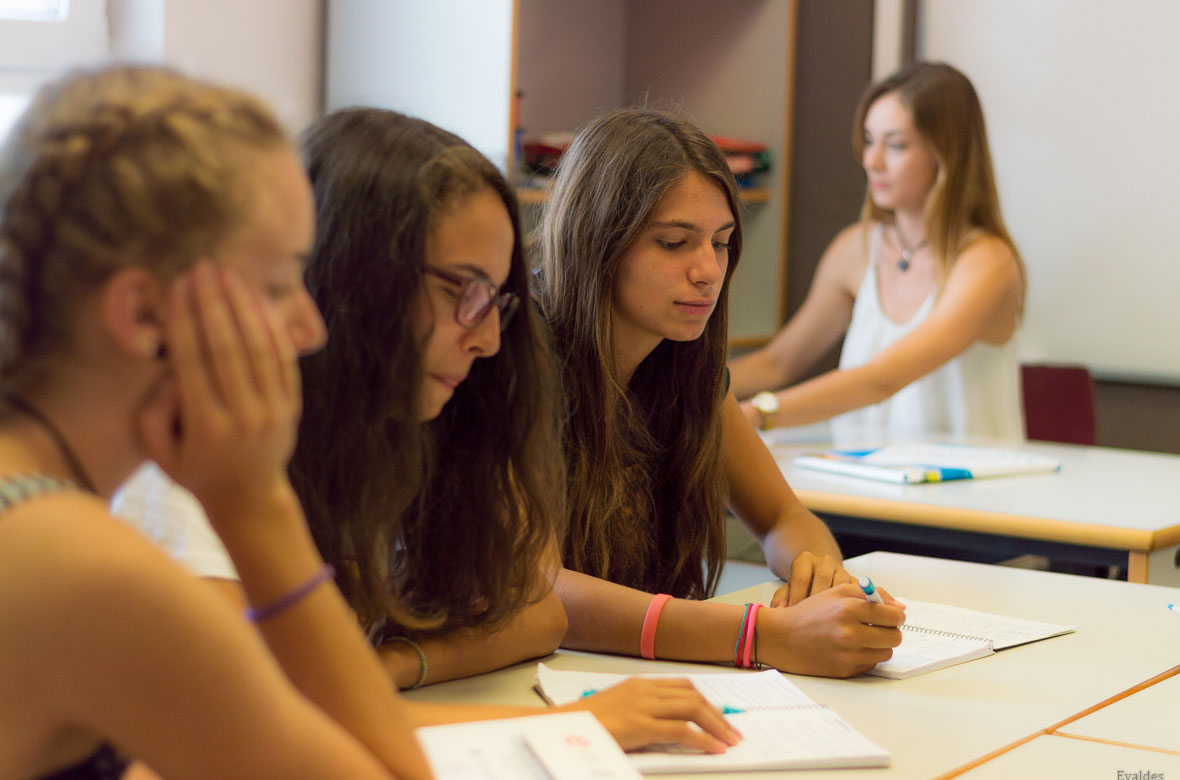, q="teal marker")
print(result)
[859,576,884,604]
[721,706,745,714]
